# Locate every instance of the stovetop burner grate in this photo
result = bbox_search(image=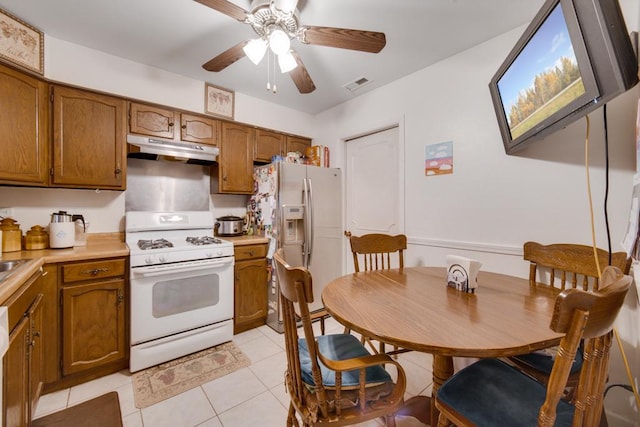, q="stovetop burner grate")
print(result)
[138,238,174,250]
[186,236,223,246]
